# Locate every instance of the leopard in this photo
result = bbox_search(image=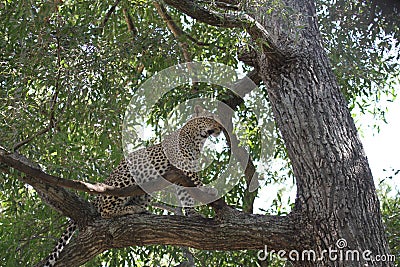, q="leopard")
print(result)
[42,105,223,267]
